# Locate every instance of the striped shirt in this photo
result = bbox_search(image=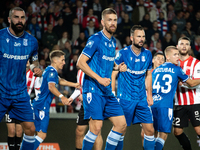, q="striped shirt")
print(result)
[175,56,200,105]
